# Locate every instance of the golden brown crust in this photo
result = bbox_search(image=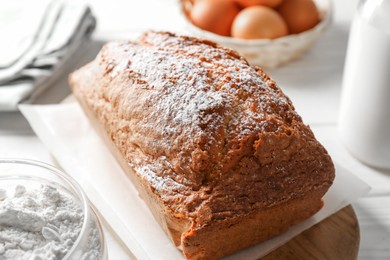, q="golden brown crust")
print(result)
[69,31,335,259]
[181,188,326,260]
[72,93,191,246]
